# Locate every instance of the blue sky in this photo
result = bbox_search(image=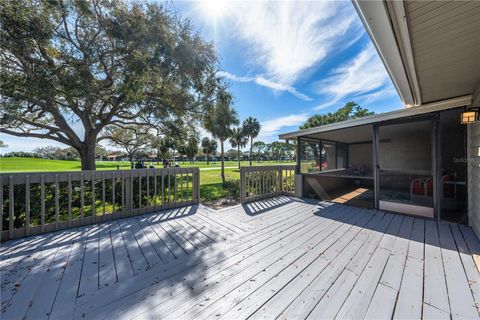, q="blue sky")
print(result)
[1,0,403,153]
[177,0,403,144]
